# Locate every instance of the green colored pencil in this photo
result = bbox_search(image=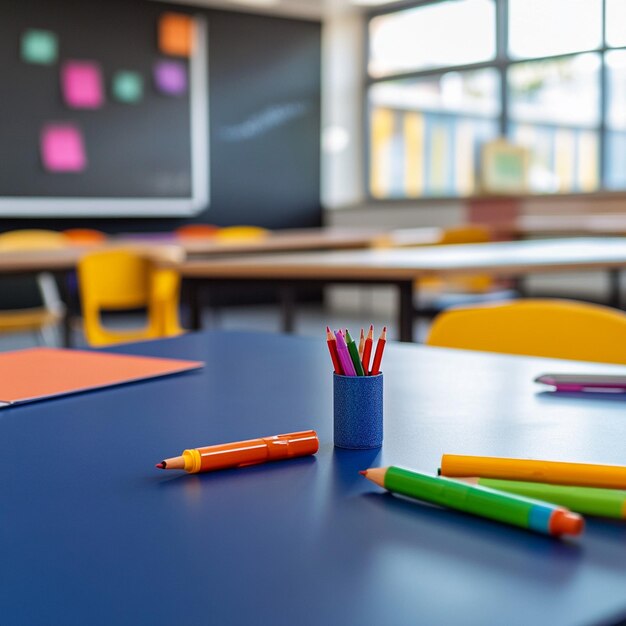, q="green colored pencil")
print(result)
[361,466,584,537]
[344,329,365,376]
[453,476,626,519]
